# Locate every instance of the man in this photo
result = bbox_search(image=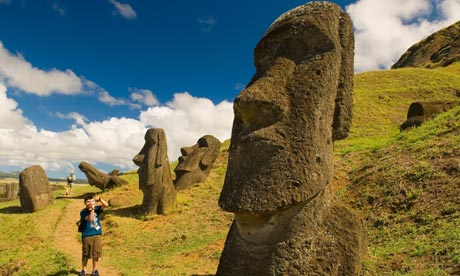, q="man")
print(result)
[66,172,76,195]
[79,195,109,276]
